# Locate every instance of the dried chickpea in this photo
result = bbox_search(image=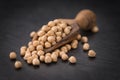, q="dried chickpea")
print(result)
[71,42,78,49]
[41,35,47,42]
[81,36,88,43]
[32,40,39,47]
[56,36,62,42]
[47,30,54,36]
[45,56,52,63]
[28,45,35,51]
[56,32,62,36]
[20,46,27,56]
[61,46,68,53]
[24,53,31,60]
[41,25,50,32]
[32,58,40,66]
[48,21,55,27]
[20,46,27,51]
[45,53,51,56]
[83,43,90,51]
[37,31,45,37]
[36,45,43,51]
[65,44,71,50]
[59,51,66,57]
[31,51,37,55]
[54,19,60,23]
[47,36,55,43]
[77,34,81,40]
[27,57,33,64]
[52,52,59,57]
[39,41,44,46]
[51,53,57,62]
[37,50,44,56]
[30,31,36,38]
[64,27,71,35]
[92,26,99,33]
[61,54,68,61]
[57,26,63,32]
[88,50,96,57]
[52,41,56,46]
[59,22,67,29]
[28,41,32,46]
[45,42,51,48]
[68,56,77,63]
[32,54,38,59]
[9,52,17,59]
[72,40,78,44]
[14,61,22,69]
[51,26,57,32]
[39,55,45,62]
[62,33,66,38]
